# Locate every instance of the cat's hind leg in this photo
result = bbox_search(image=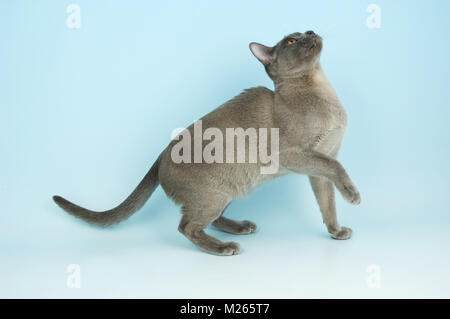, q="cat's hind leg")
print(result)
[213,215,257,235]
[178,199,241,256]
